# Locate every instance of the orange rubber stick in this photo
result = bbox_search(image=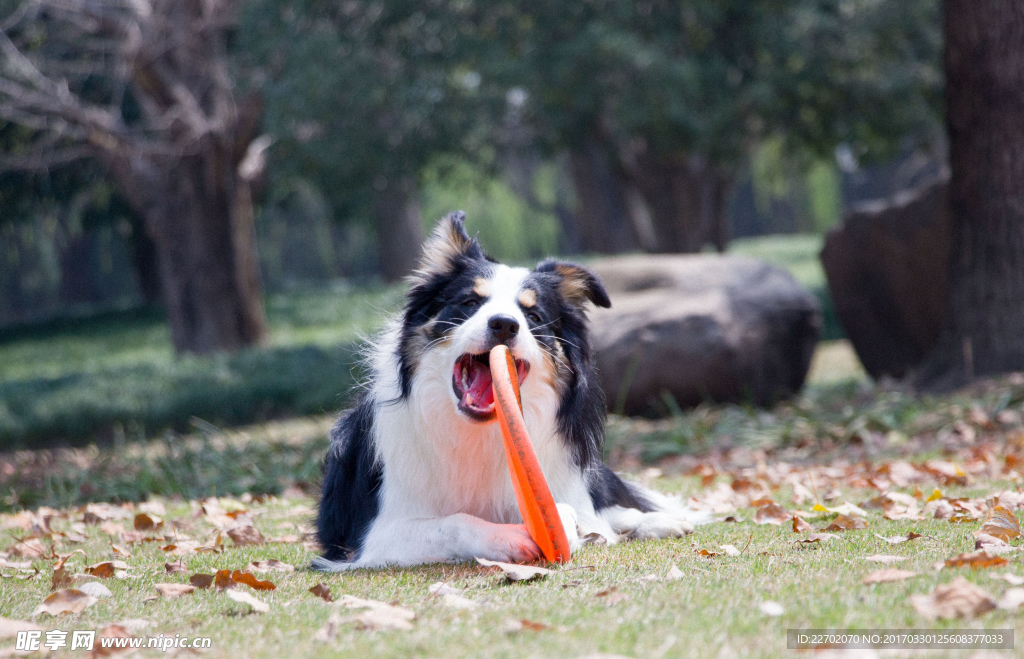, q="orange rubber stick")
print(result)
[490,345,572,563]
